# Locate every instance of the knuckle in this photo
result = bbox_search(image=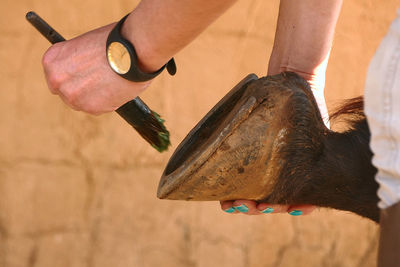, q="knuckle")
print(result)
[63,88,81,108]
[41,49,53,69]
[46,73,62,92]
[80,105,97,115]
[67,103,81,112]
[85,103,108,116]
[42,44,60,68]
[89,110,103,116]
[60,86,108,116]
[82,106,103,116]
[76,100,104,116]
[42,44,64,93]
